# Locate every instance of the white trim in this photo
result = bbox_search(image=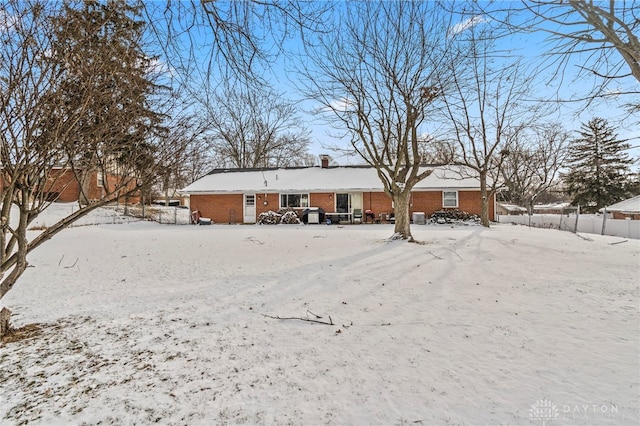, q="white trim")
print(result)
[442,190,458,208]
[243,194,256,223]
[279,193,310,209]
